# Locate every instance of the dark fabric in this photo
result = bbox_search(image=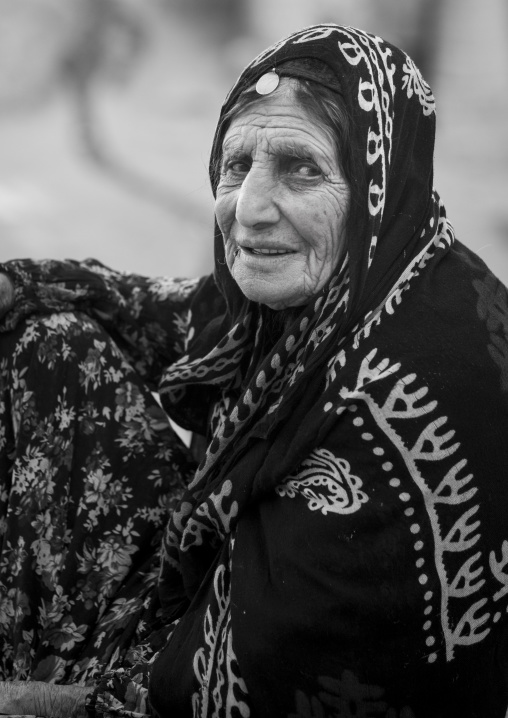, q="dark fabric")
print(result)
[1,23,508,718]
[0,309,196,688]
[146,25,508,718]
